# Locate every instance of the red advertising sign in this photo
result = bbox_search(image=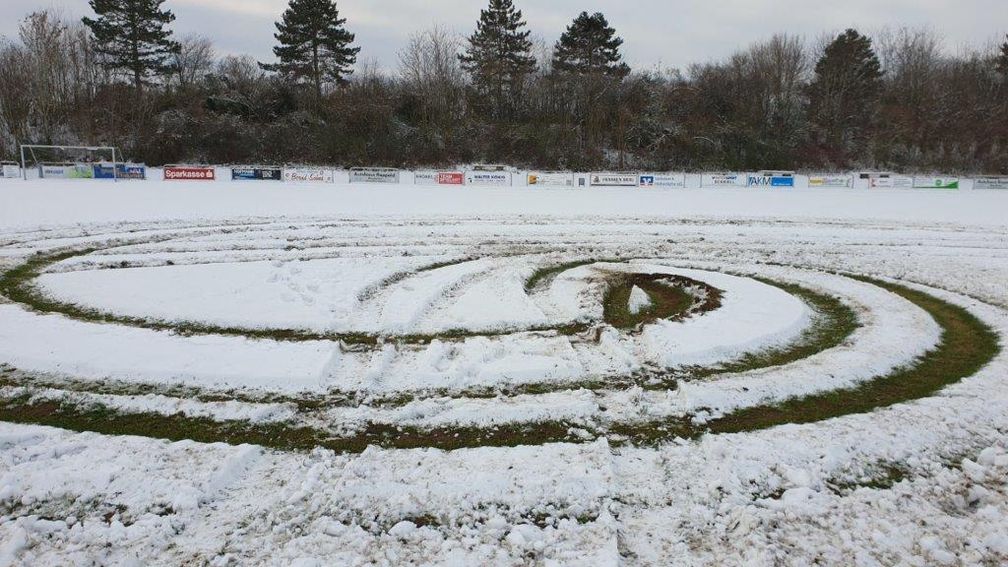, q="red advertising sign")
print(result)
[164,166,216,181]
[437,172,464,185]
